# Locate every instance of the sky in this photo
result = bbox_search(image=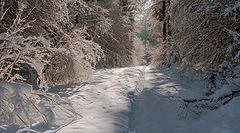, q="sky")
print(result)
[135,0,153,21]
